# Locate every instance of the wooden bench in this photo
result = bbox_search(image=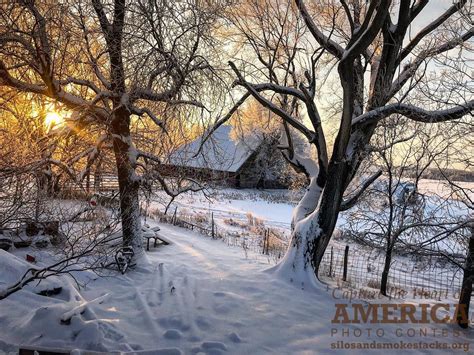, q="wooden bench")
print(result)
[101,226,170,251]
[142,226,170,251]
